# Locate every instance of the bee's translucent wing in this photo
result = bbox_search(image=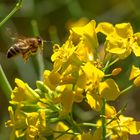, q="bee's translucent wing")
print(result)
[6,28,26,42]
